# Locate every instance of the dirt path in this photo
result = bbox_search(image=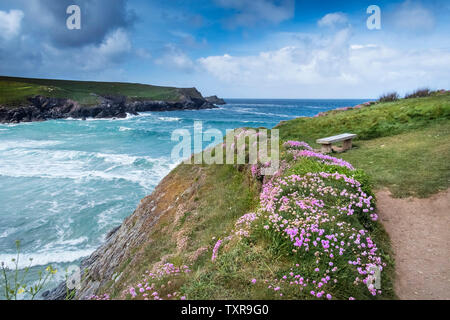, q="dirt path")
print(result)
[376,189,450,300]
